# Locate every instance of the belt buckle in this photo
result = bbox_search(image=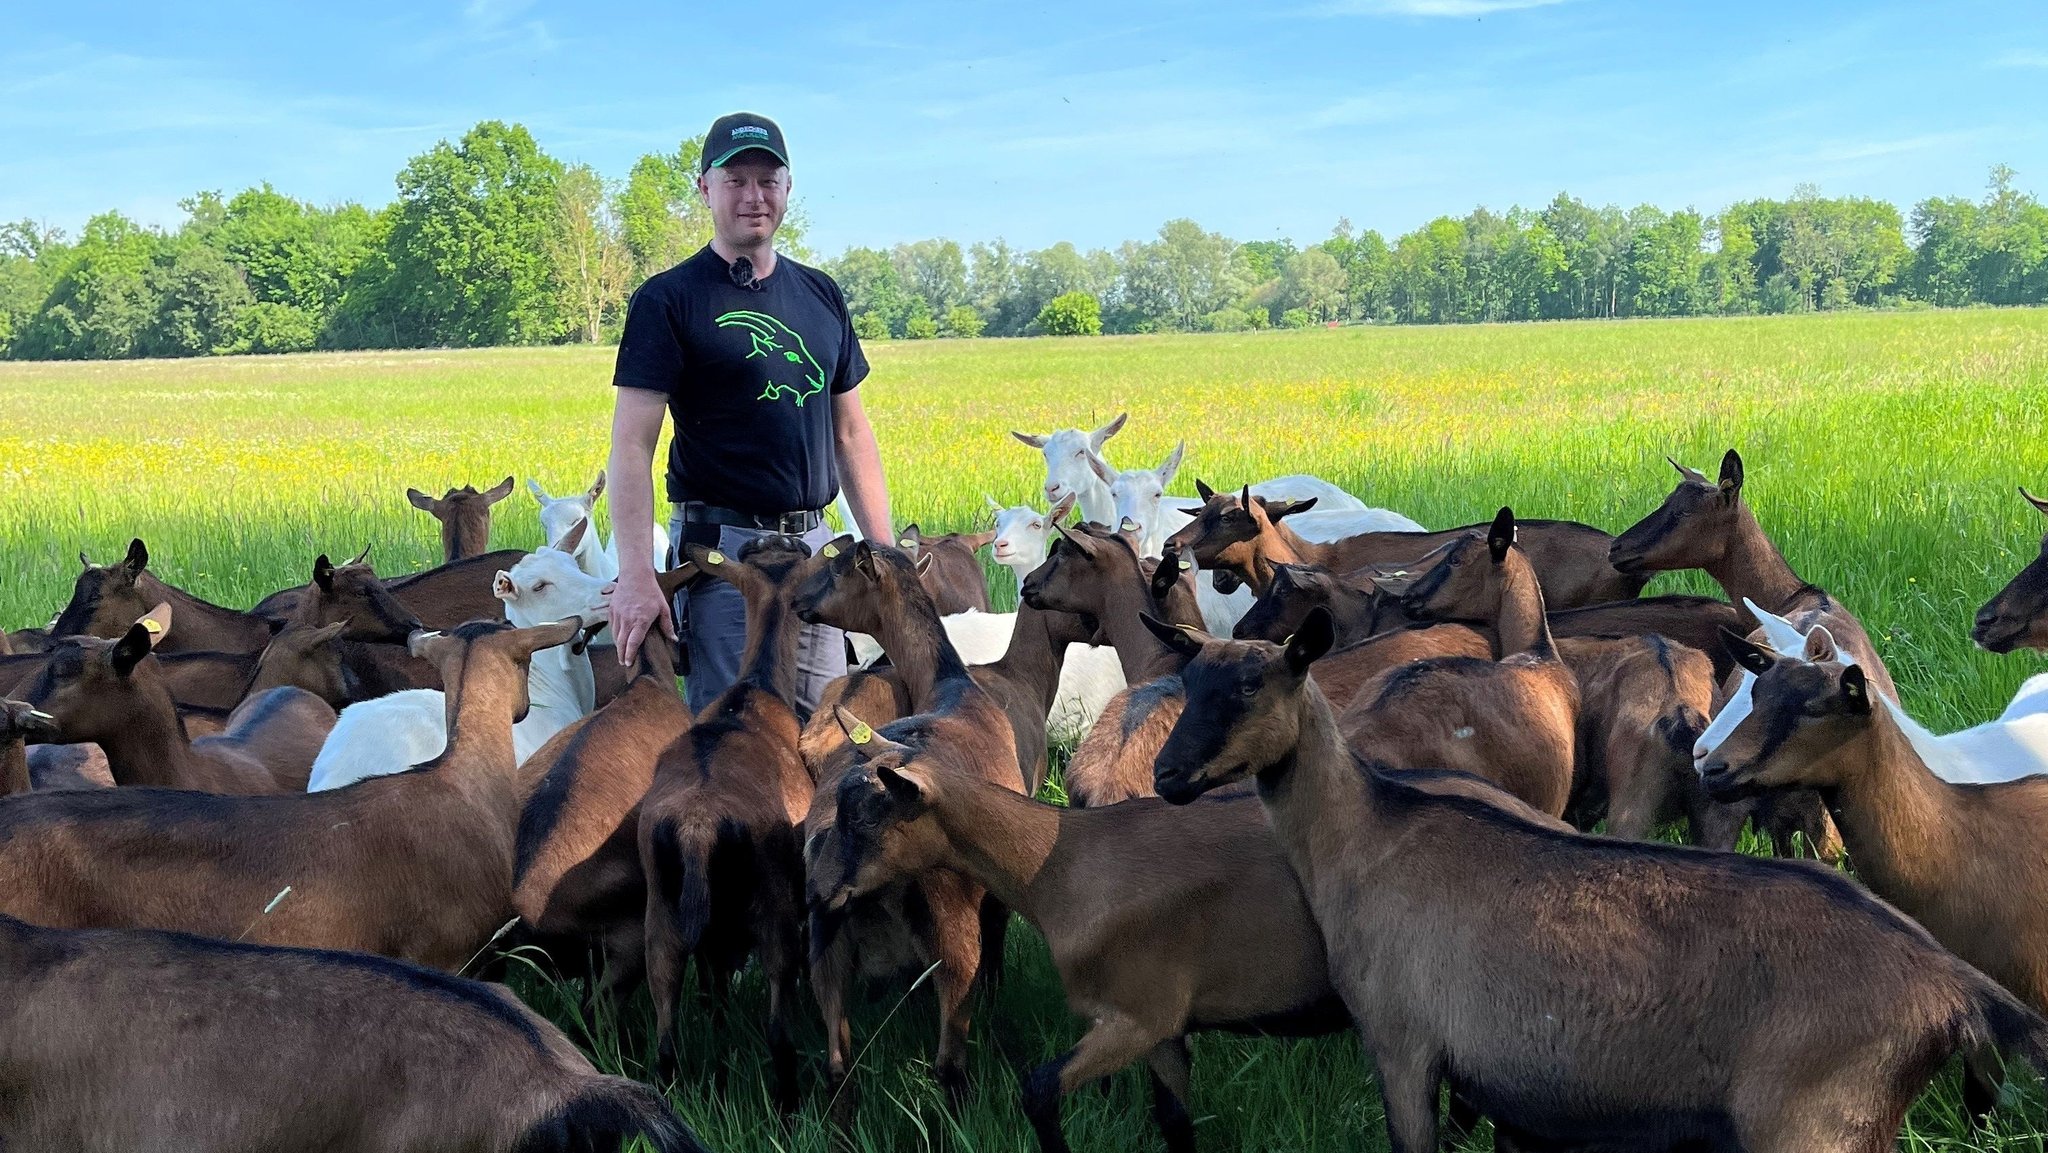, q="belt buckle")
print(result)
[777,511,805,535]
